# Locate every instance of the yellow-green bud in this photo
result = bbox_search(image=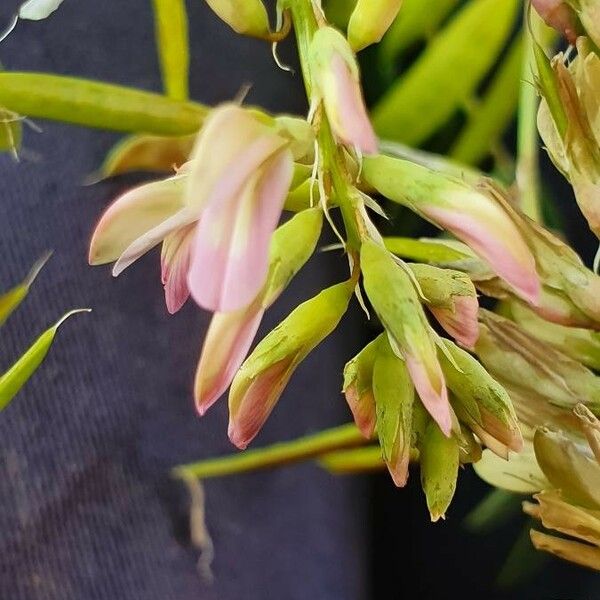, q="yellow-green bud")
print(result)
[361,239,451,435]
[348,0,403,51]
[439,339,521,459]
[228,281,353,449]
[372,335,415,486]
[204,0,271,39]
[419,419,460,522]
[343,335,383,439]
